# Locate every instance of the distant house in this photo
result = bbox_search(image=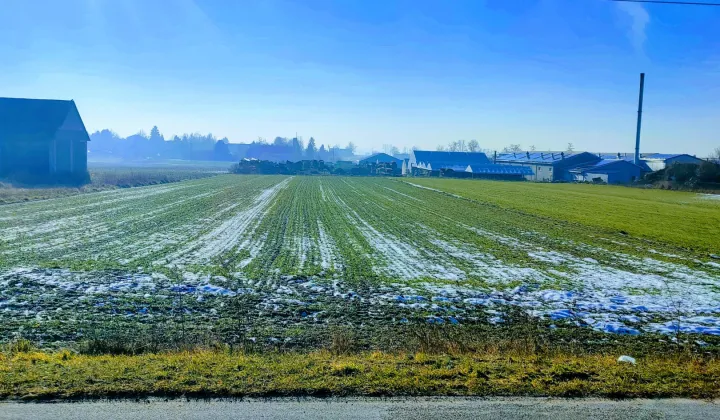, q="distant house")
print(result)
[495,151,601,182]
[409,151,490,173]
[569,160,643,184]
[359,153,403,166]
[0,97,89,179]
